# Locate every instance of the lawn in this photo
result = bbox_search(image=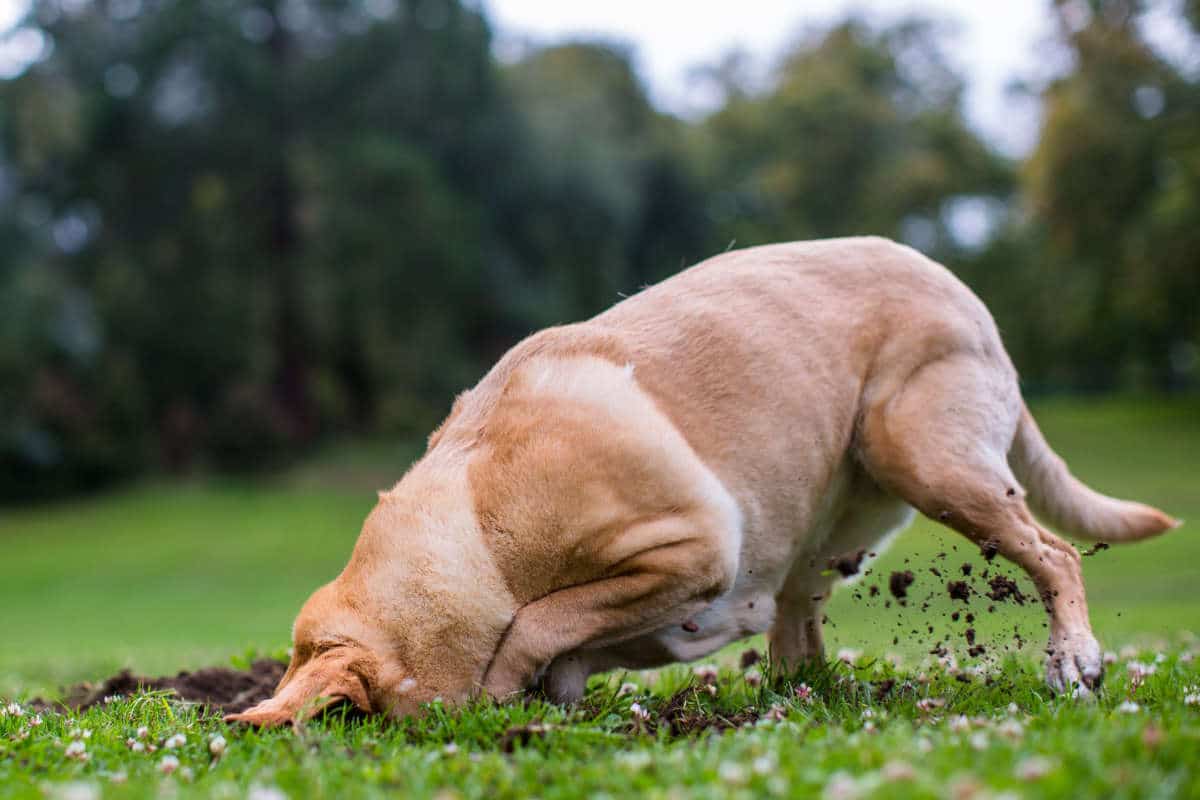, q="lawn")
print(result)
[1,397,1198,798]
